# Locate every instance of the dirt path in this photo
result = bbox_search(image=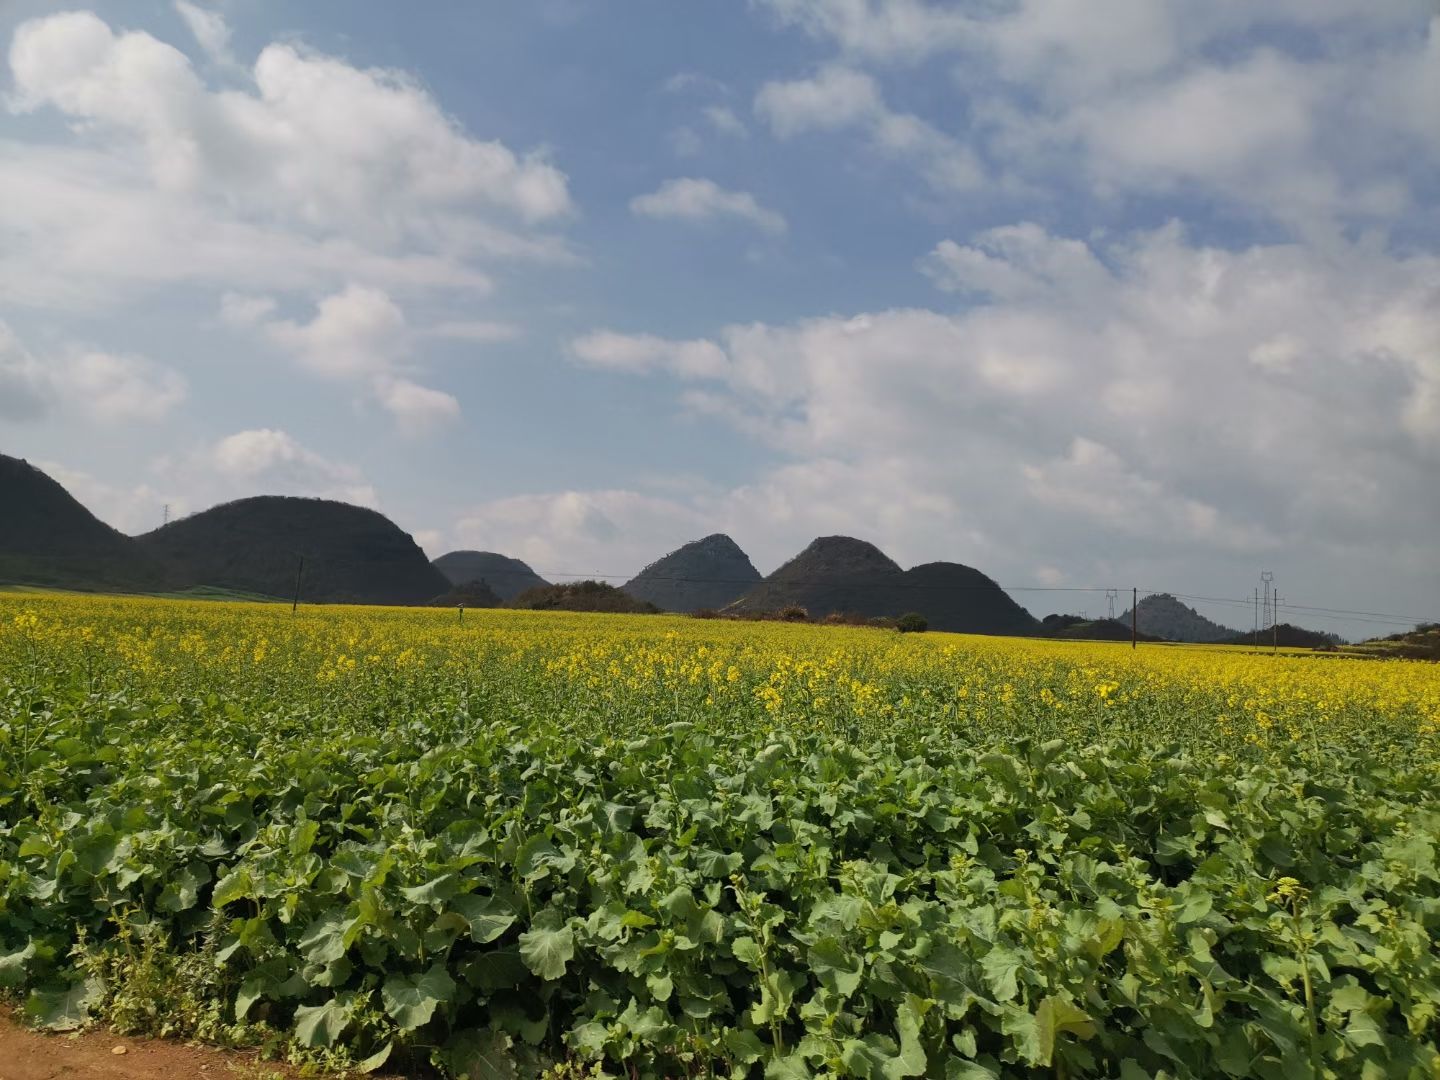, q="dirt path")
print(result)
[0,1008,402,1080]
